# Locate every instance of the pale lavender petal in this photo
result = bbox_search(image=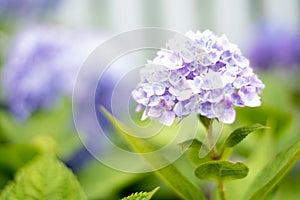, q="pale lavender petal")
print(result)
[173,102,184,116]
[143,84,155,97]
[233,77,248,89]
[233,53,249,68]
[218,107,236,124]
[152,82,166,95]
[159,111,176,126]
[198,102,214,118]
[169,70,182,85]
[207,89,223,103]
[174,100,193,117]
[169,87,193,101]
[153,51,184,69]
[161,94,176,107]
[148,96,160,106]
[132,88,149,105]
[212,99,236,124]
[239,86,262,107]
[200,70,224,90]
[148,107,162,118]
